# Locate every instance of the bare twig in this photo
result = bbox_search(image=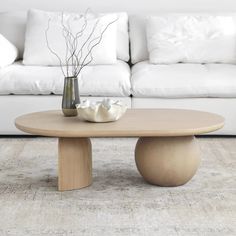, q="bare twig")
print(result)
[45,18,66,77]
[75,17,118,76]
[76,18,100,67]
[45,9,118,79]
